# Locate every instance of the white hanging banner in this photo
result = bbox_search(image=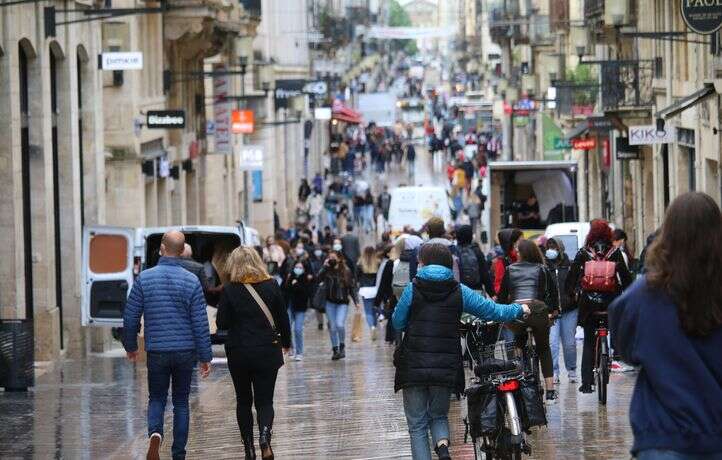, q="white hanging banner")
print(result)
[213,65,232,154]
[238,144,264,170]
